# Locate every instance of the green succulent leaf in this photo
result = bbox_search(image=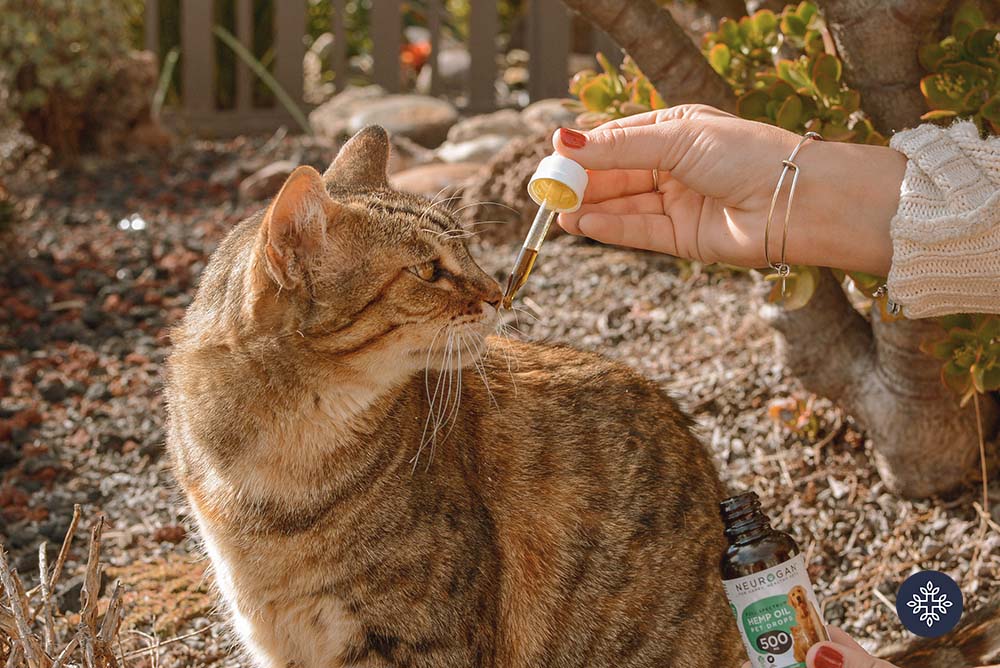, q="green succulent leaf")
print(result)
[953,2,986,35]
[796,1,817,24]
[942,362,974,395]
[981,93,1000,122]
[812,53,842,83]
[813,73,839,98]
[766,265,820,310]
[719,17,741,46]
[708,43,732,75]
[921,109,961,121]
[751,10,778,42]
[940,314,976,330]
[737,89,770,119]
[580,79,614,113]
[919,42,950,71]
[965,28,999,59]
[921,74,967,111]
[776,94,804,130]
[781,14,806,38]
